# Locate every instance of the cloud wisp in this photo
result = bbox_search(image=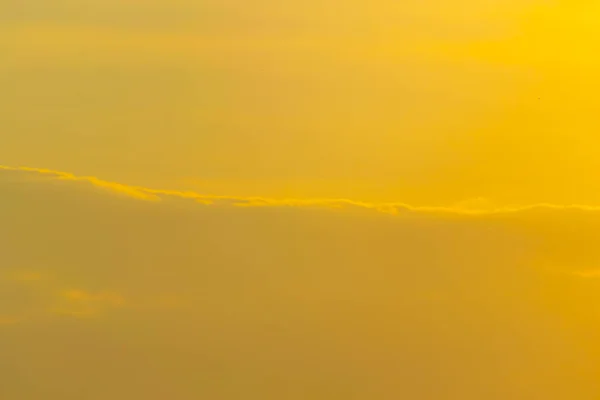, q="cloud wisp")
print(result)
[4,164,600,216]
